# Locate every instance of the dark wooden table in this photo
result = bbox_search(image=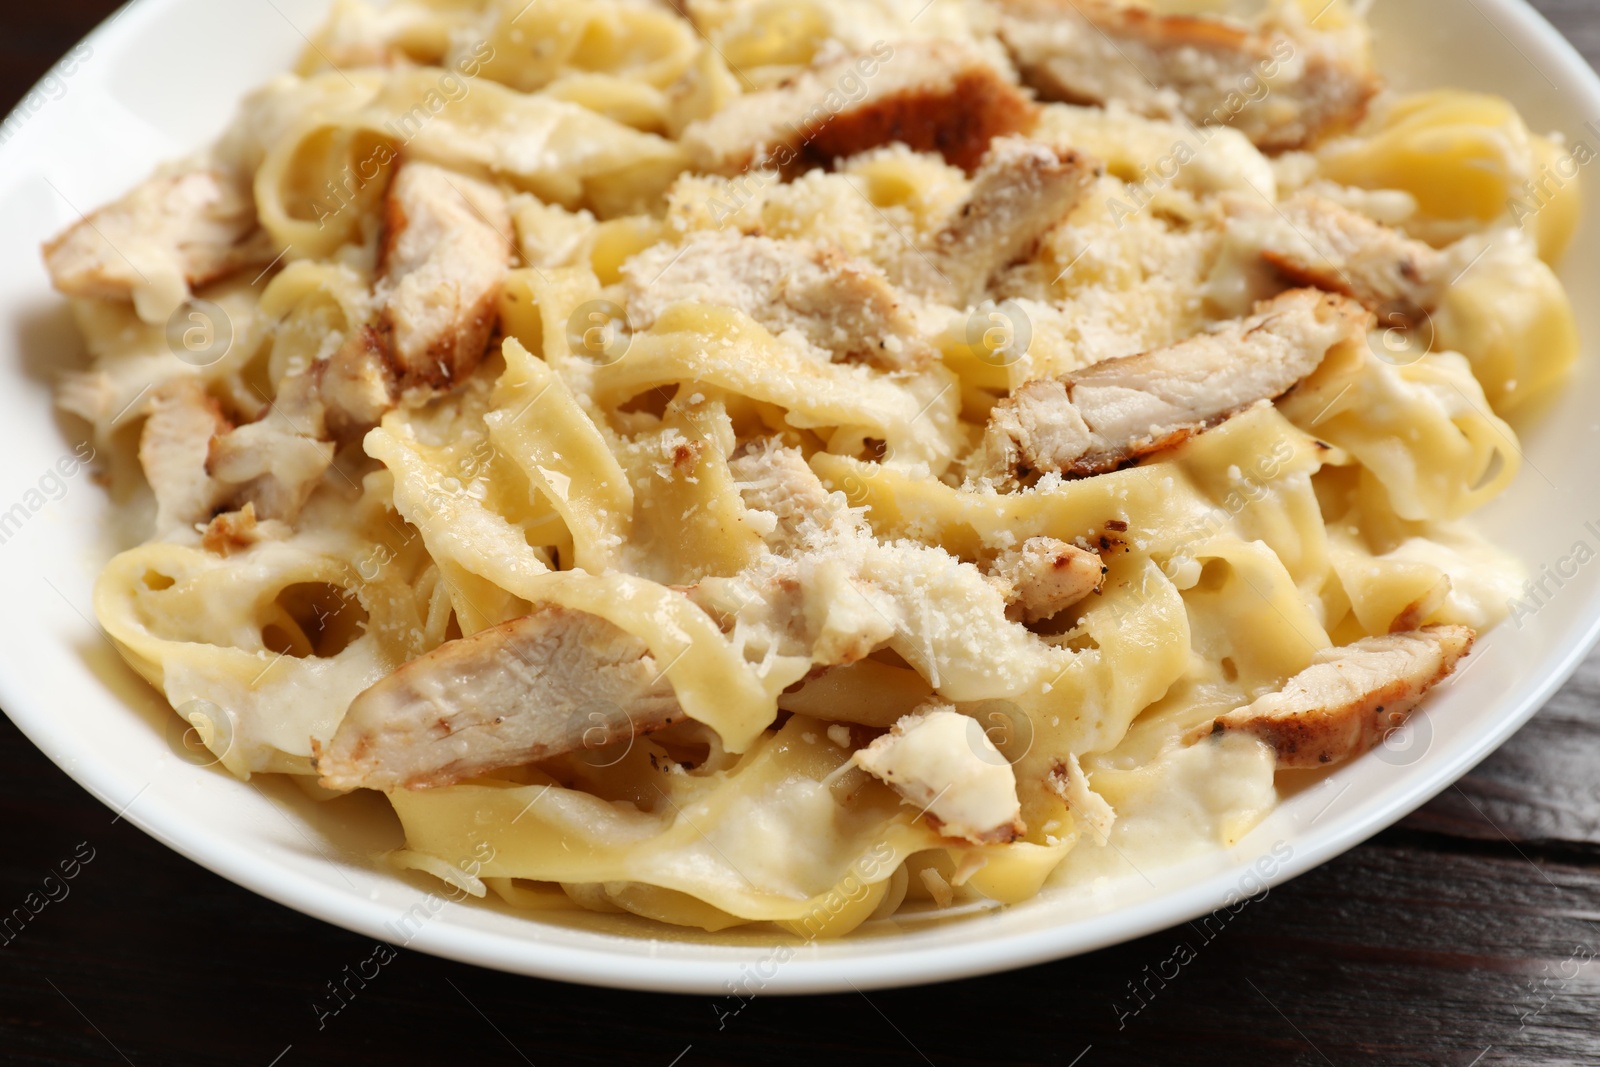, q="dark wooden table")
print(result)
[3,3,1598,1065]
